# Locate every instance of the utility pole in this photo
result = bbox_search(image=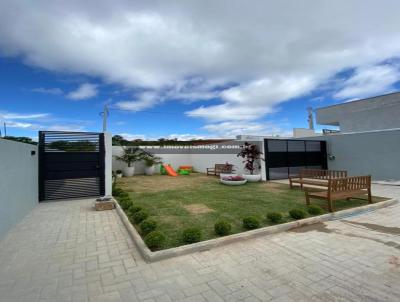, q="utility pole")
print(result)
[101,104,109,132]
[3,122,6,137]
[307,107,314,130]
